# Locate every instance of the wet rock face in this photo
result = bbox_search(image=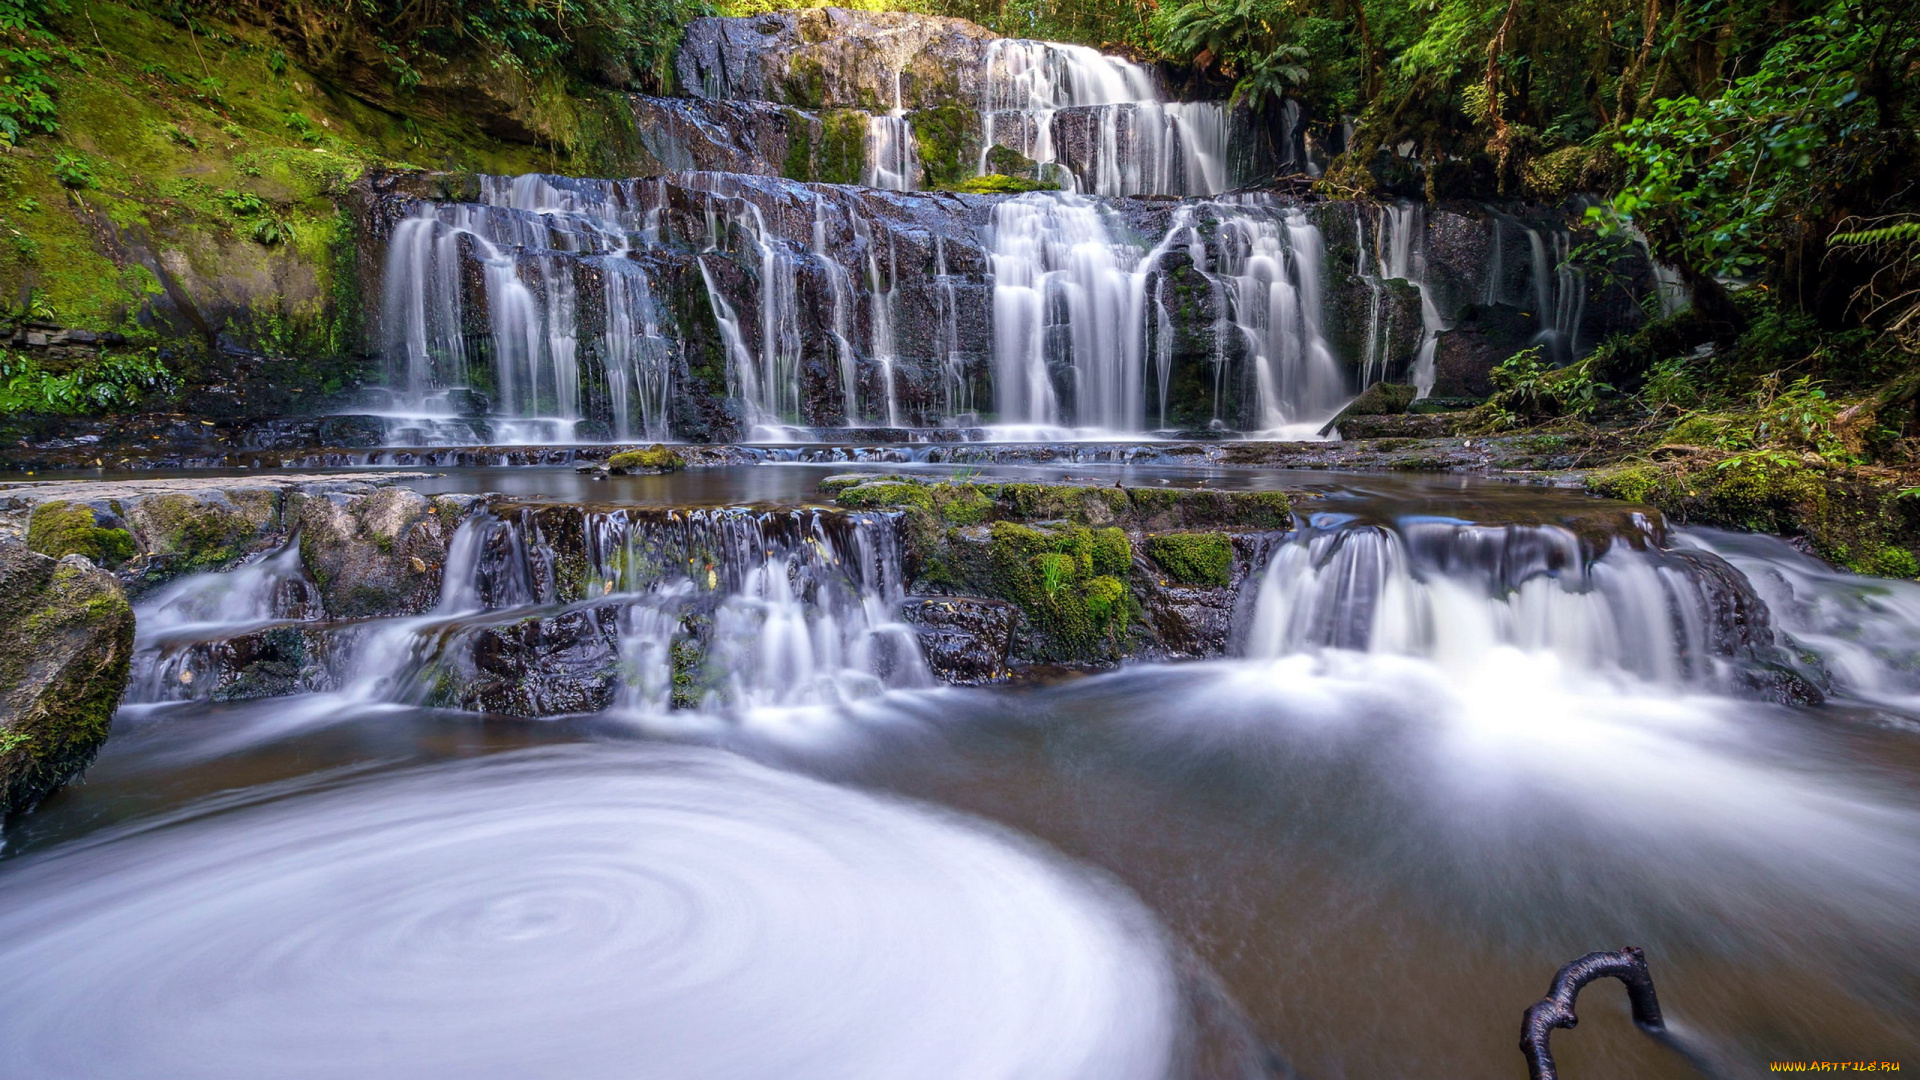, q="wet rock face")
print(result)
[675,9,998,110]
[902,596,1018,683]
[440,602,627,715]
[0,540,135,820]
